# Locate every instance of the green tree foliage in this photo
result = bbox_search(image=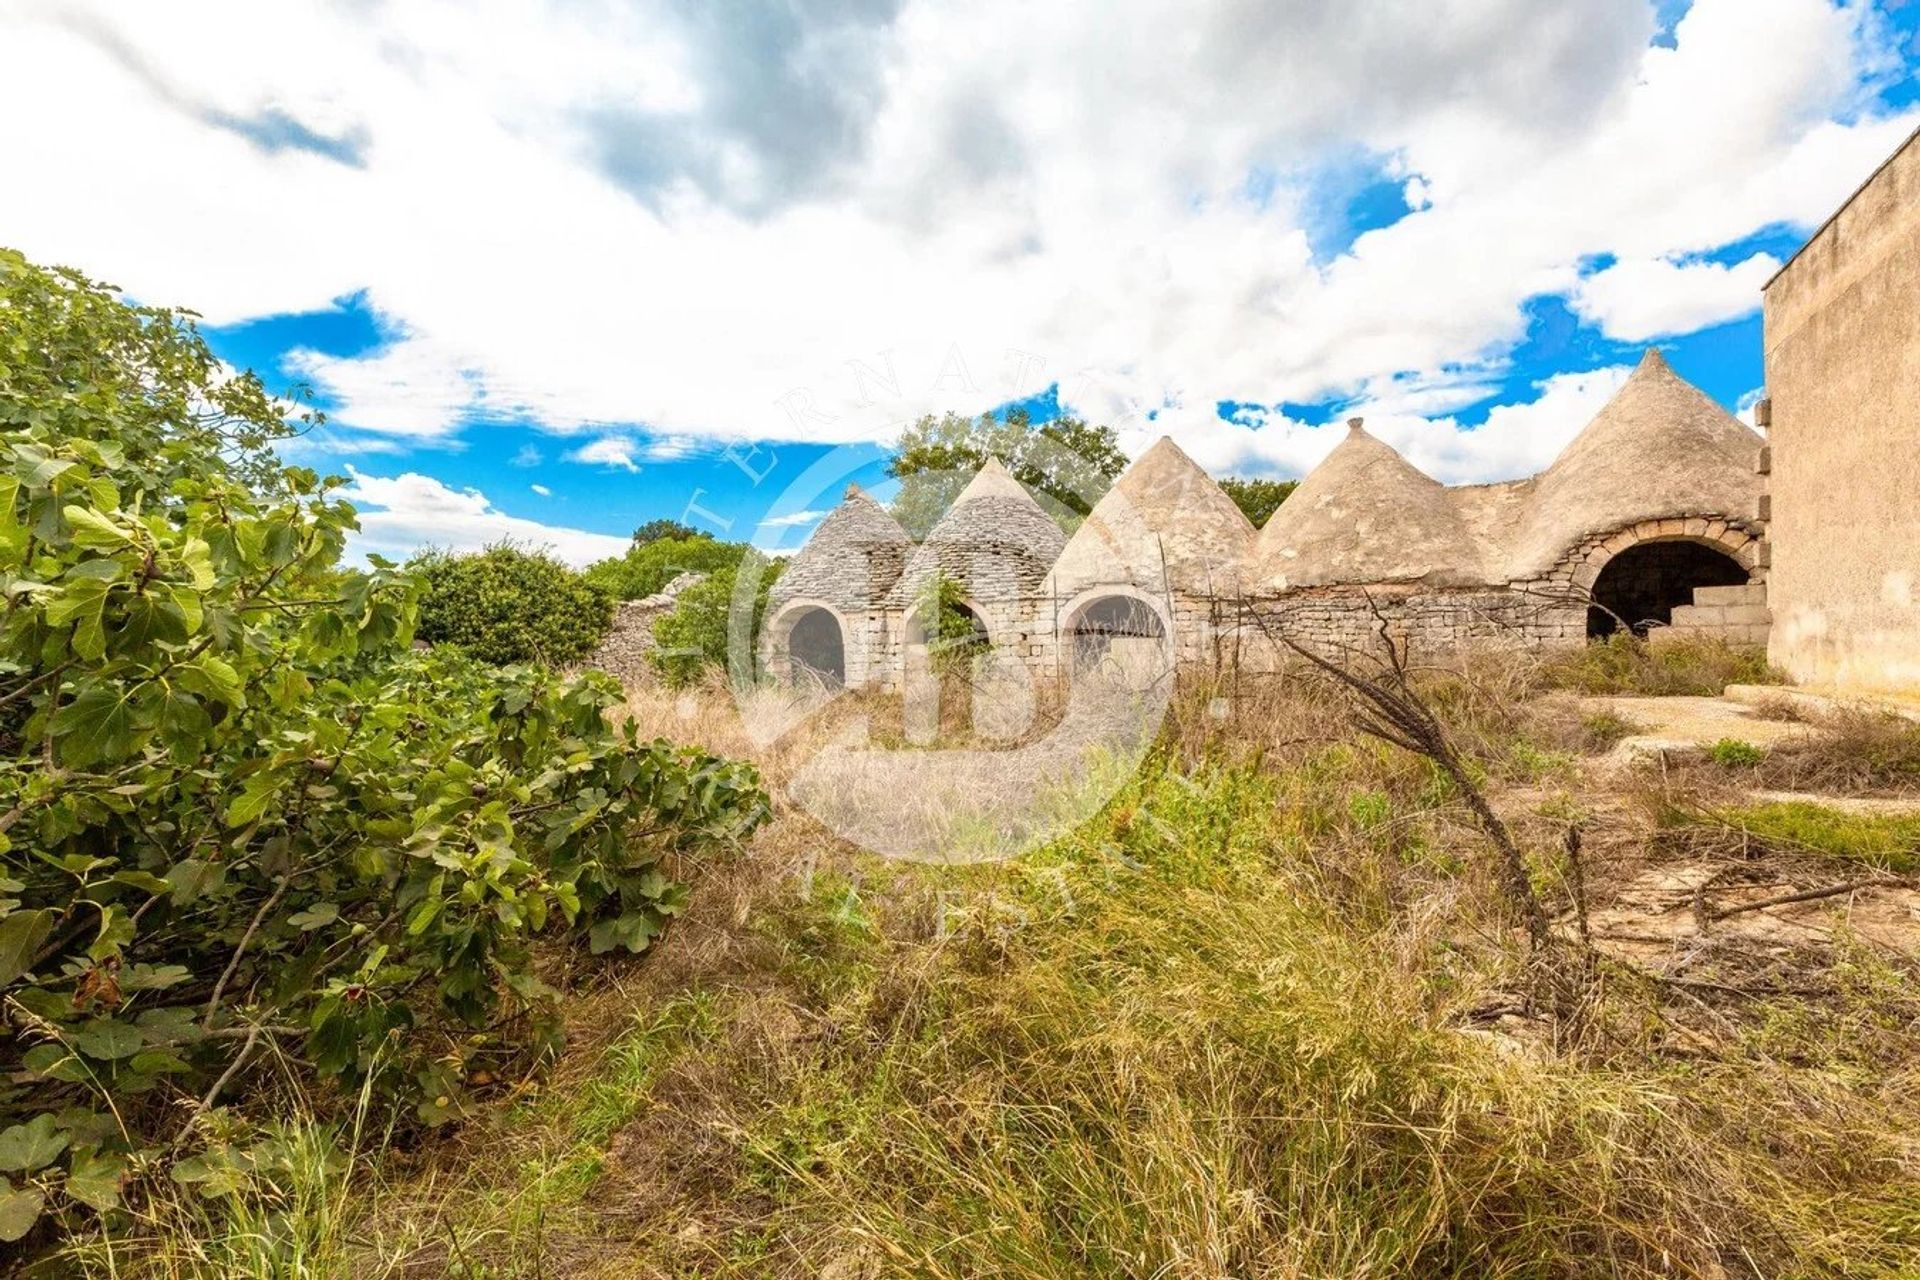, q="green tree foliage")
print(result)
[917,572,990,673]
[887,408,1127,537]
[583,532,745,601]
[0,250,767,1245]
[630,517,698,546]
[412,542,615,666]
[1218,476,1298,529]
[650,556,784,686]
